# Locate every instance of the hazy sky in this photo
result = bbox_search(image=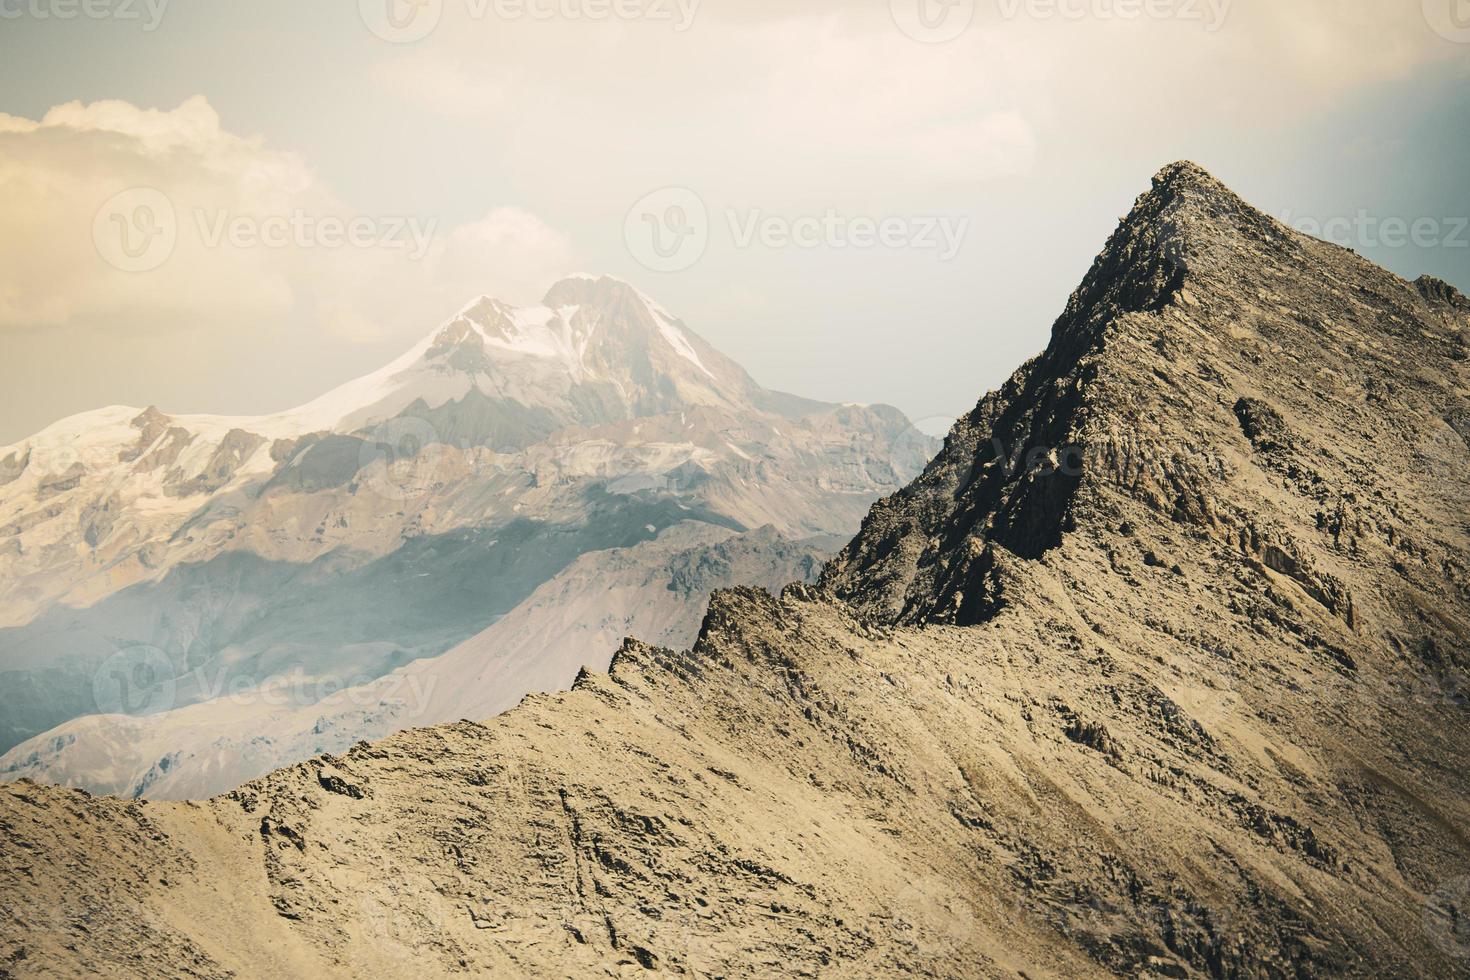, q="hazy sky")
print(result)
[1,0,1467,443]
